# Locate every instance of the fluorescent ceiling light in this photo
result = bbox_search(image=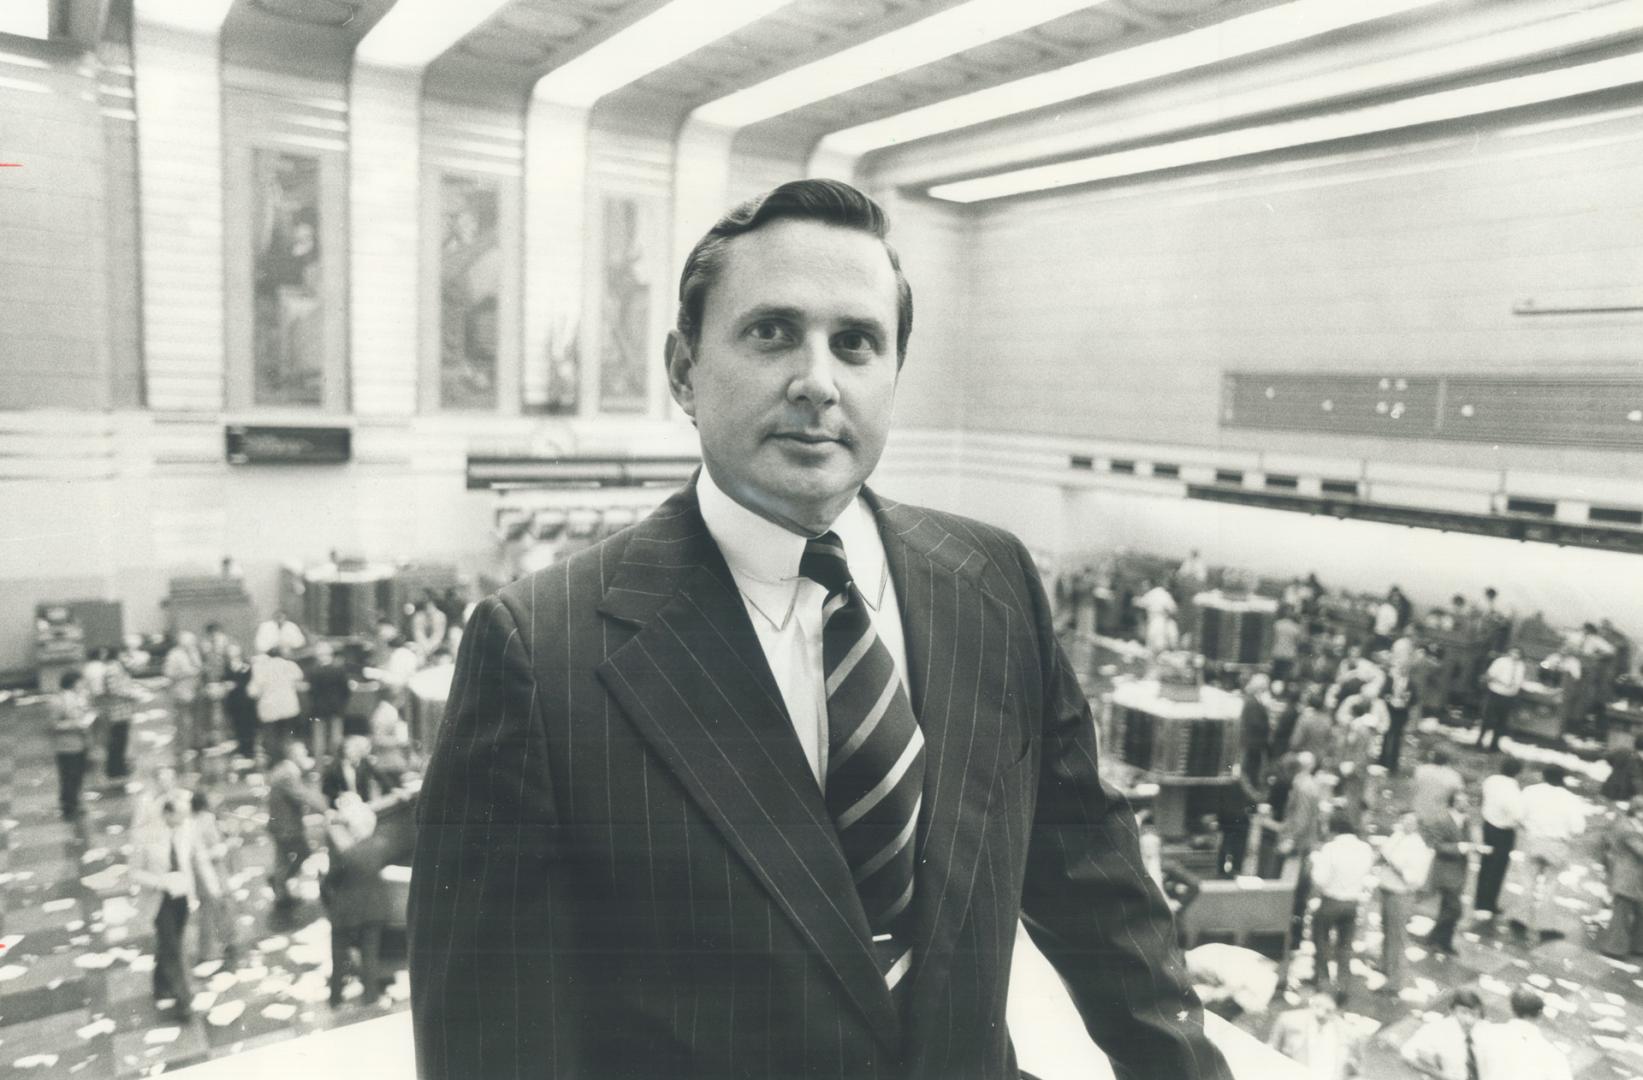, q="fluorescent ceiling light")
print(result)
[356,0,515,69]
[0,1,49,40]
[133,0,234,34]
[918,0,1643,193]
[535,0,792,107]
[928,51,1643,203]
[693,0,1105,128]
[818,0,1452,157]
